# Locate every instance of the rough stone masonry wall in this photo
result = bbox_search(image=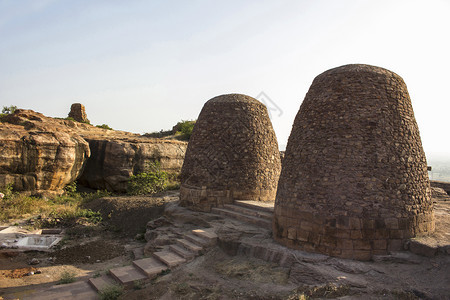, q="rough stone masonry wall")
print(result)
[273,64,435,260]
[180,94,281,212]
